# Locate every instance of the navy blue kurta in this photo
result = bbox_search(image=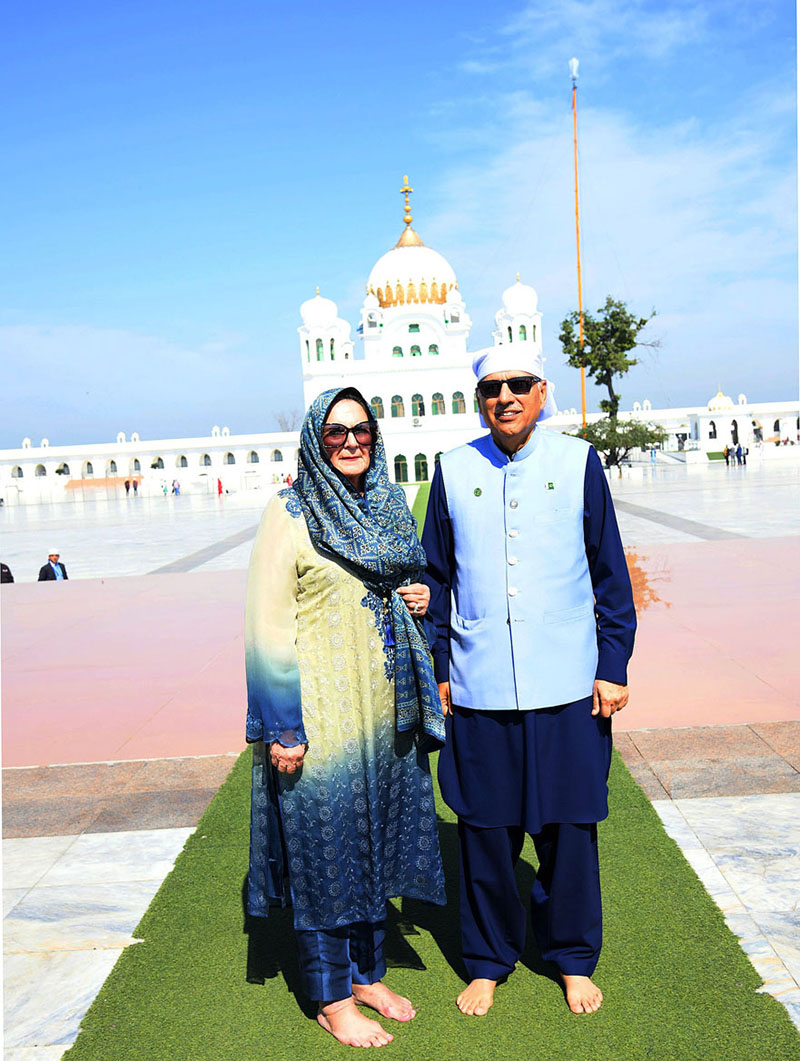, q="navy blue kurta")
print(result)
[422,443,635,829]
